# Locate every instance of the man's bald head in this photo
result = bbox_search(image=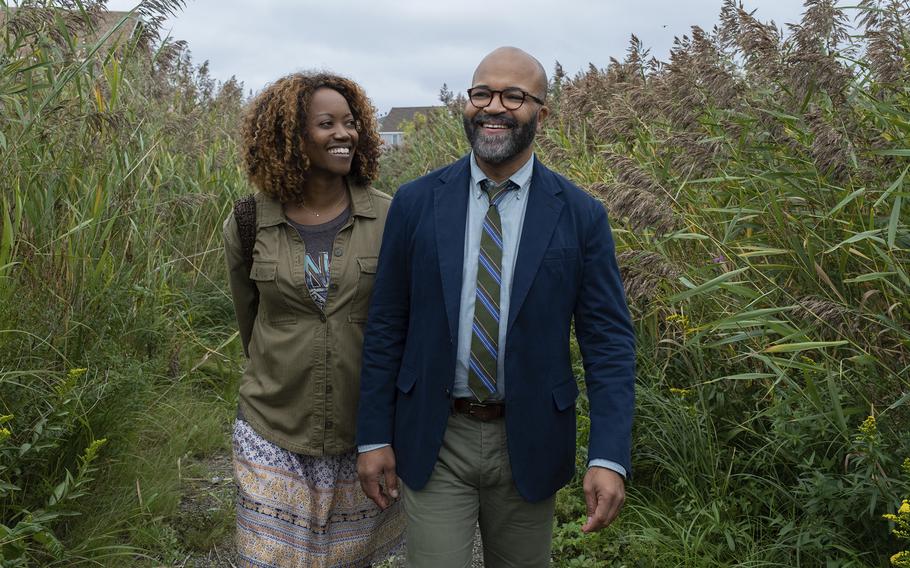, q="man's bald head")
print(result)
[472,46,548,99]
